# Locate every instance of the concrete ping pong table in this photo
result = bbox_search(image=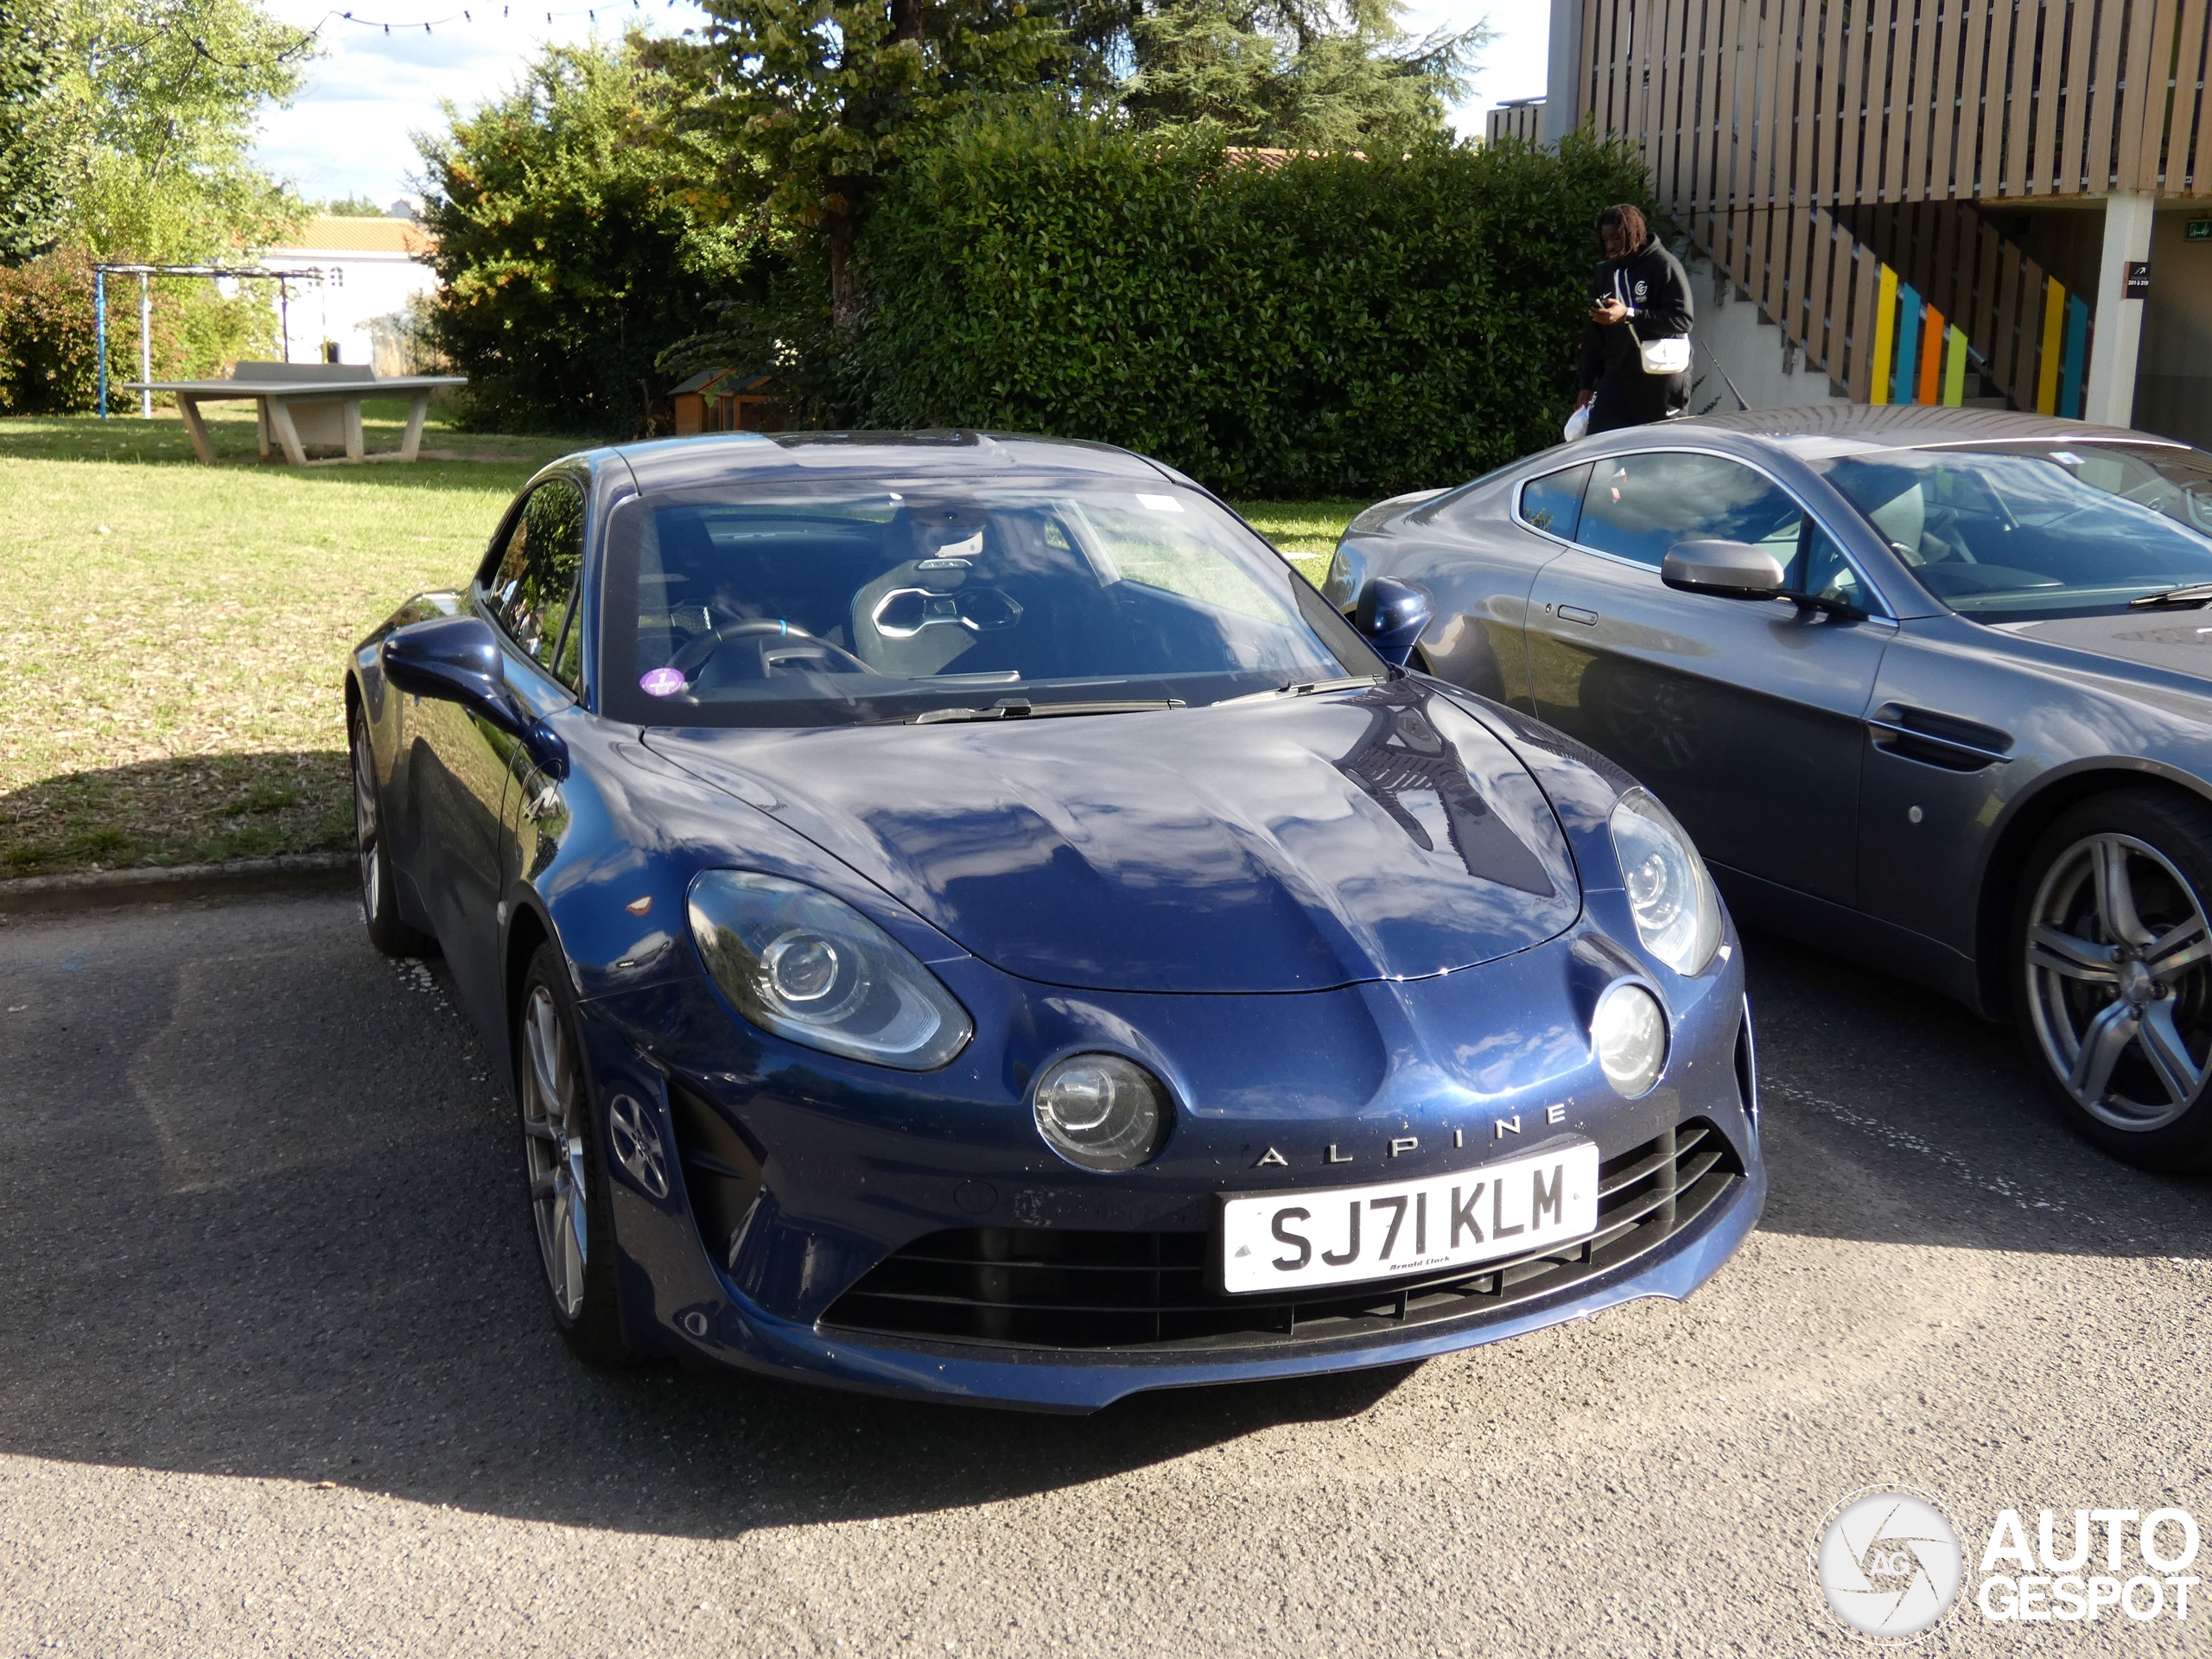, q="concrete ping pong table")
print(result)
[124,362,468,465]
